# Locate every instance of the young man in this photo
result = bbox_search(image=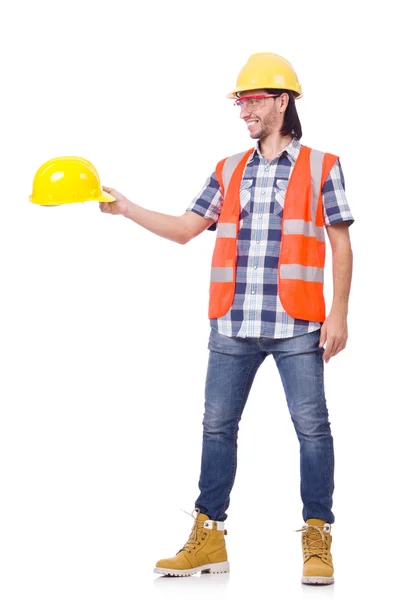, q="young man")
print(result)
[99,53,354,585]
